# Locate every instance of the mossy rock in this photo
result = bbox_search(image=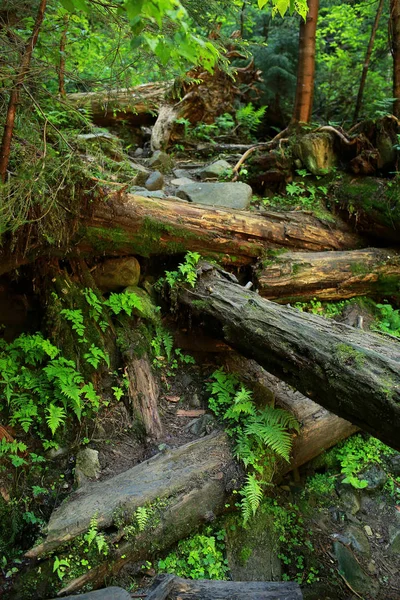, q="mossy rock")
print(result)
[294,132,337,175]
[124,286,160,323]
